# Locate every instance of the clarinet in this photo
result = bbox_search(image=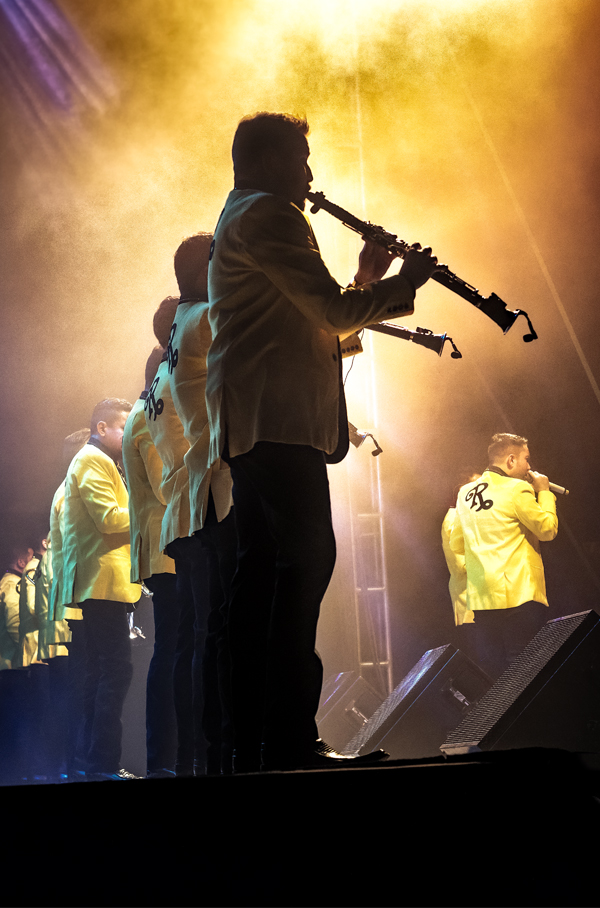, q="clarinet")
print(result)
[307,191,538,343]
[364,322,462,359]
